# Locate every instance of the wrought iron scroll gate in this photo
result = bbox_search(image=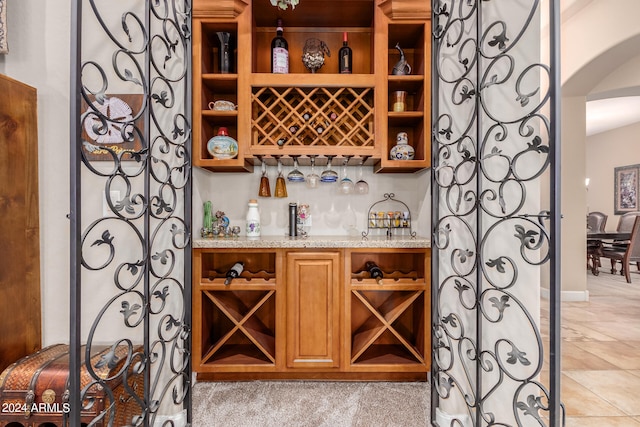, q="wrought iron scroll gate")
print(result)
[70,1,192,426]
[431,1,562,426]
